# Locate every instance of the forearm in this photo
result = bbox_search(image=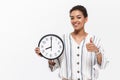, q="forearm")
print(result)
[48,59,60,71]
[96,52,102,65]
[94,48,102,65]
